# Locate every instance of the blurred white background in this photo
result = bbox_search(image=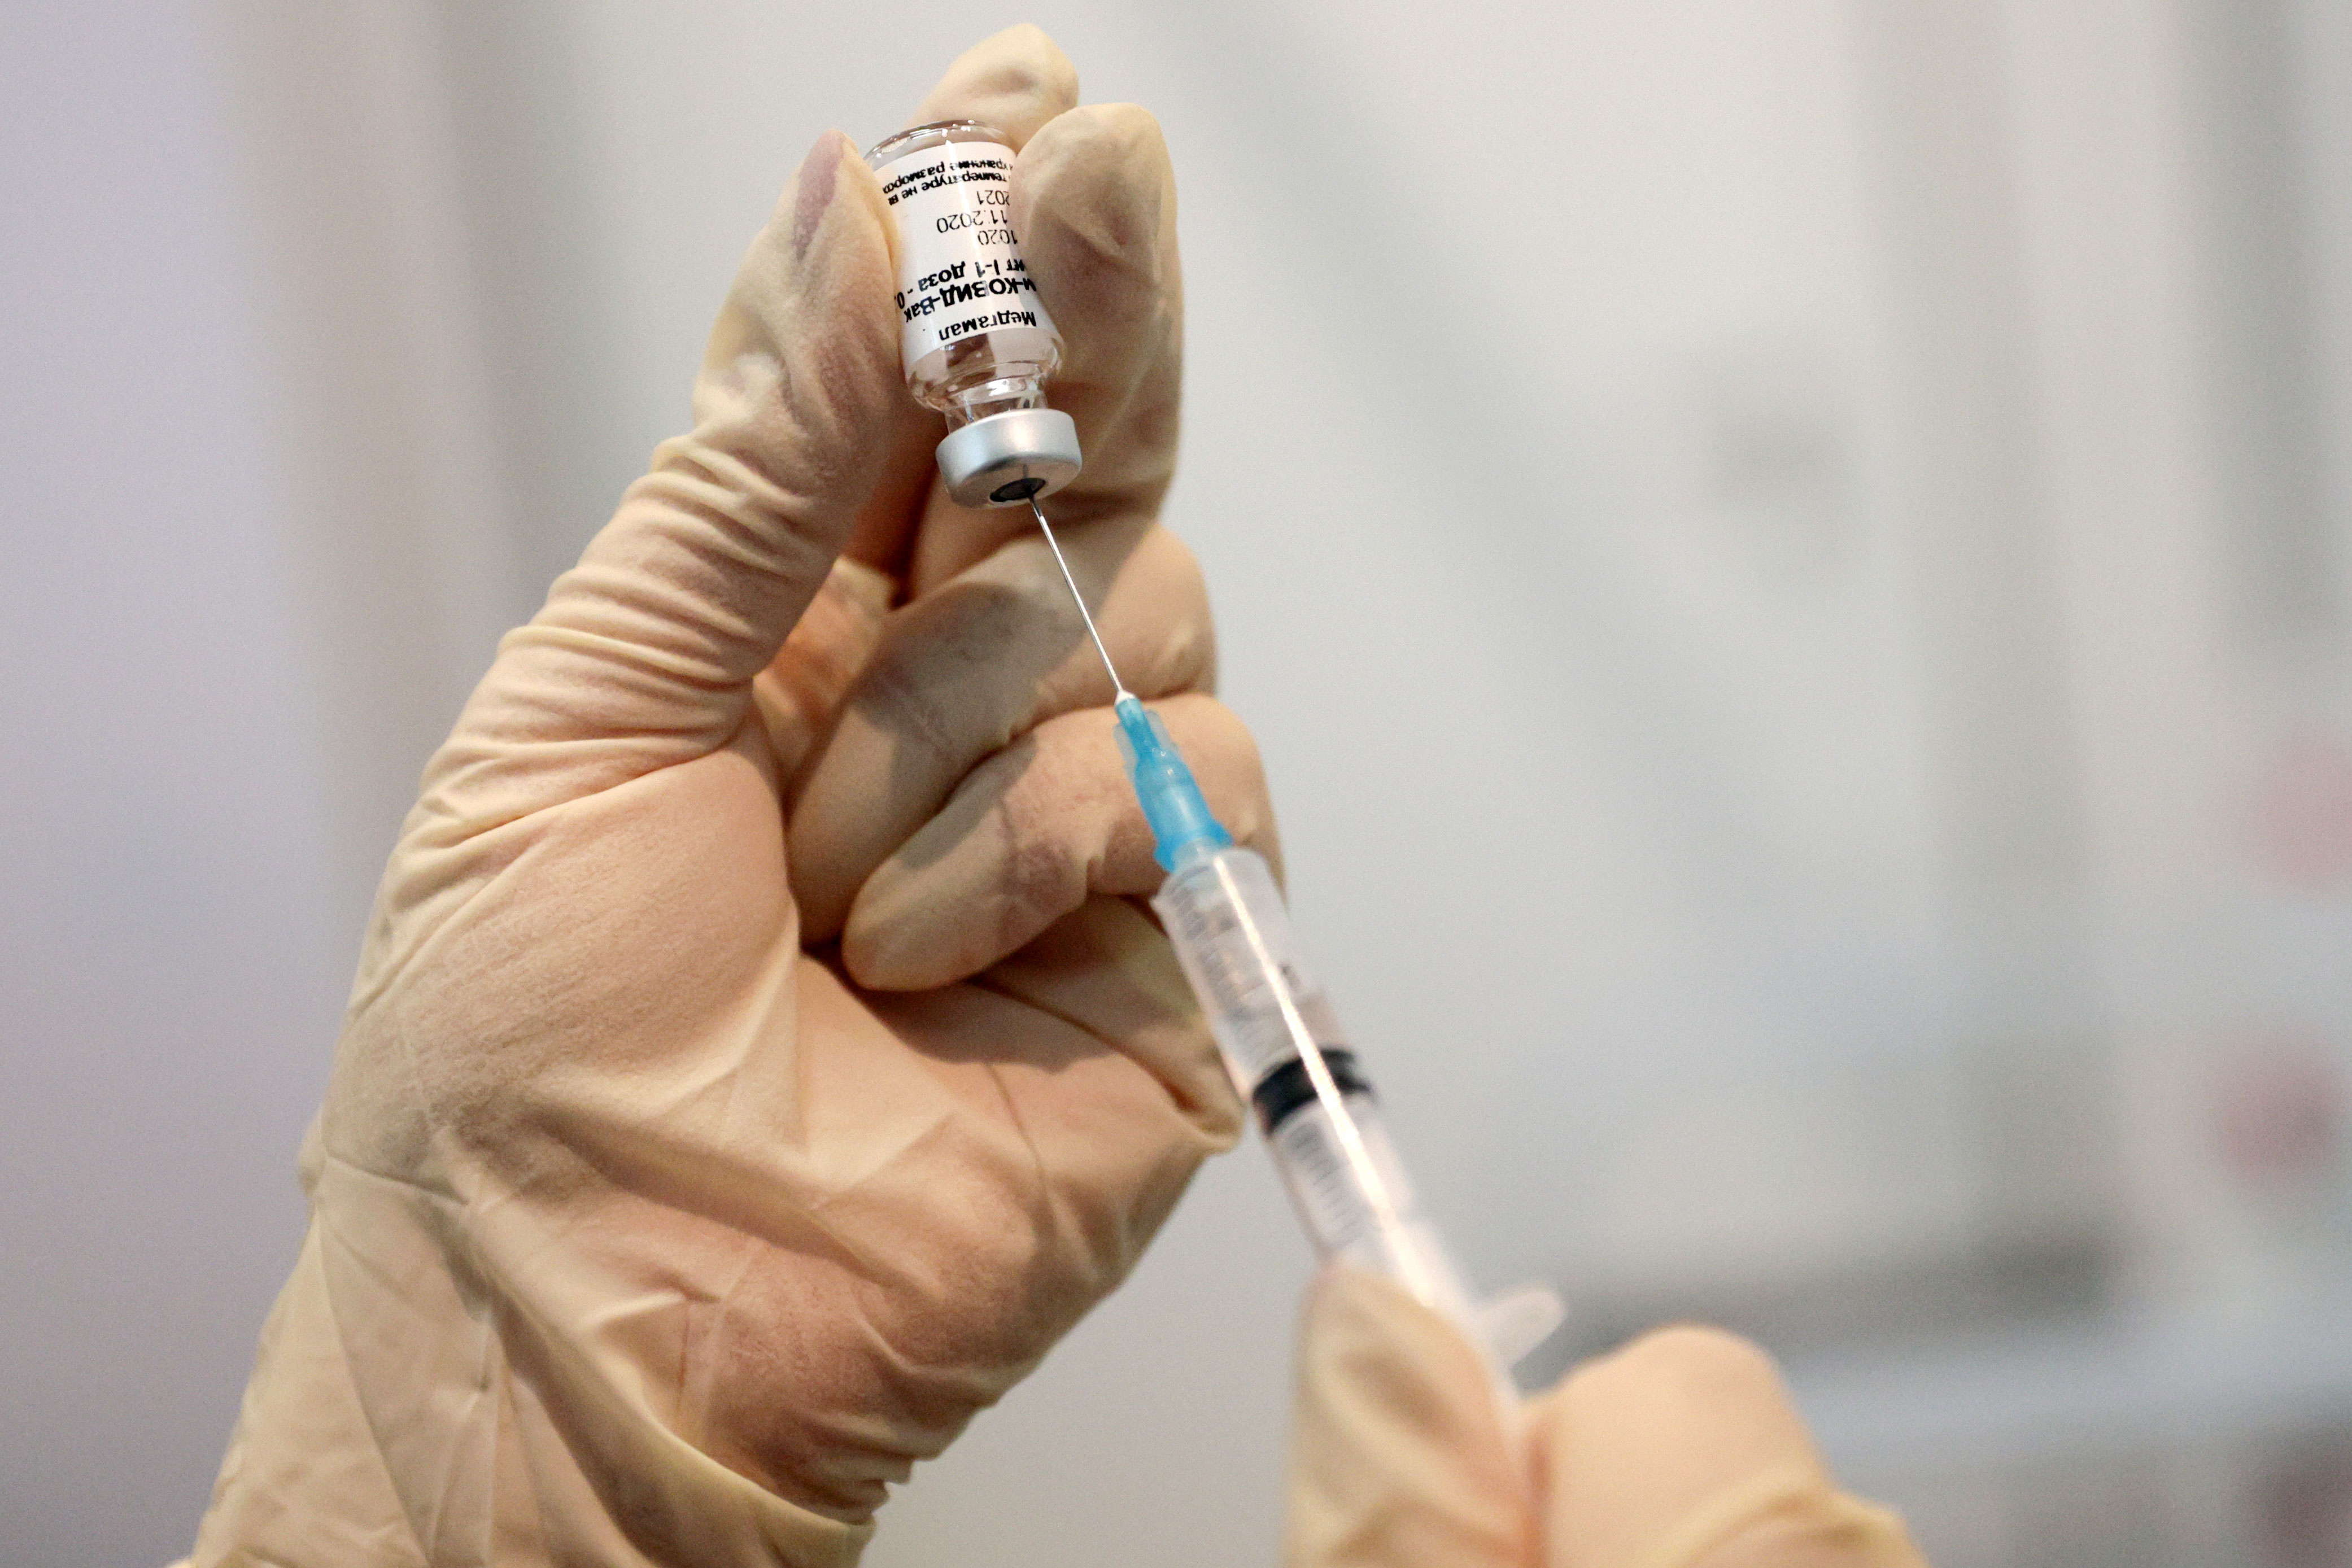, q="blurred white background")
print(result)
[8,2,2352,1563]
